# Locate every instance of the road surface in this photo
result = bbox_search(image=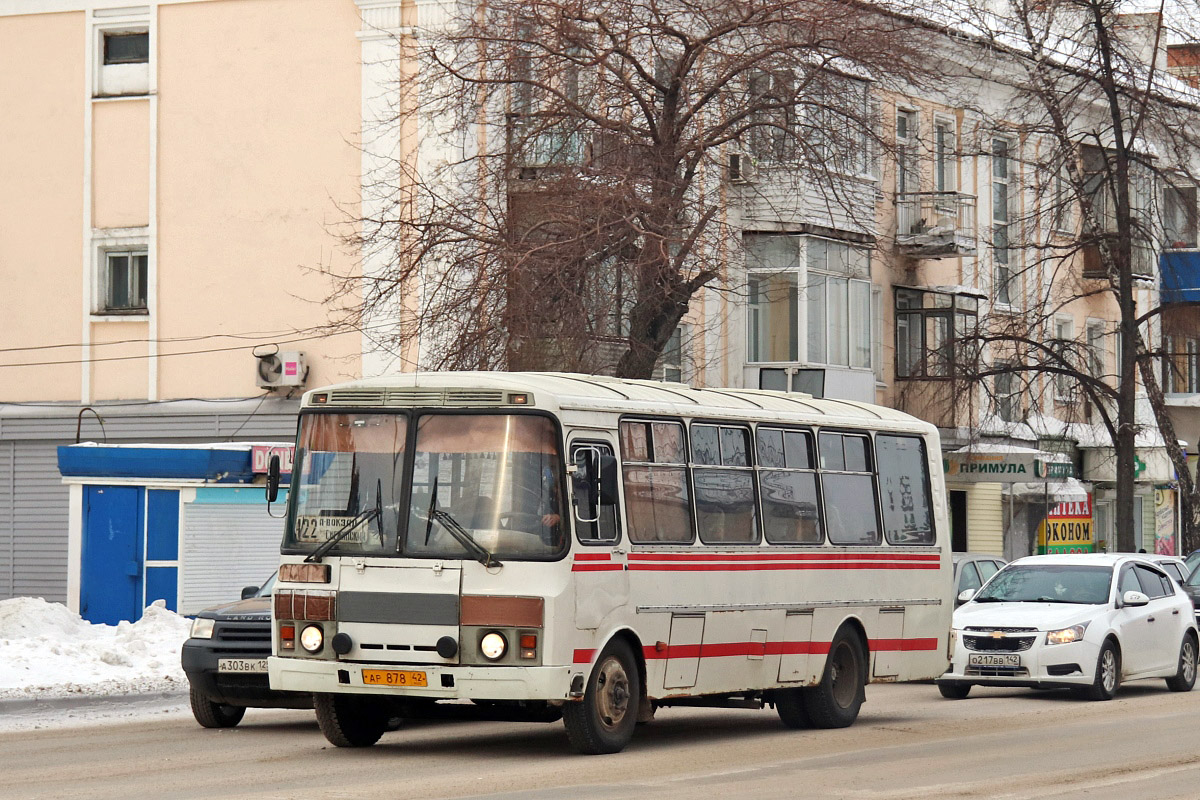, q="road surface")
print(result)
[3,682,1198,799]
